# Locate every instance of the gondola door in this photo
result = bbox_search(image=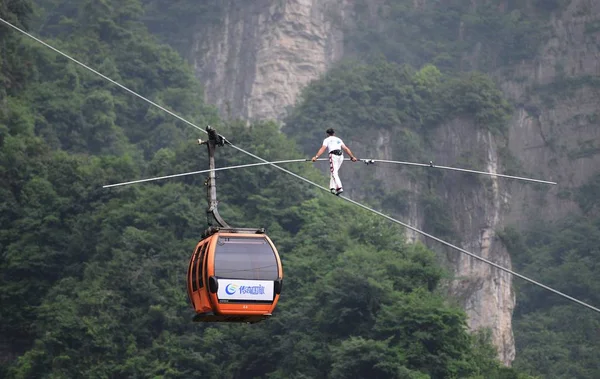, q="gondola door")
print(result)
[201,238,214,312]
[188,239,212,315]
